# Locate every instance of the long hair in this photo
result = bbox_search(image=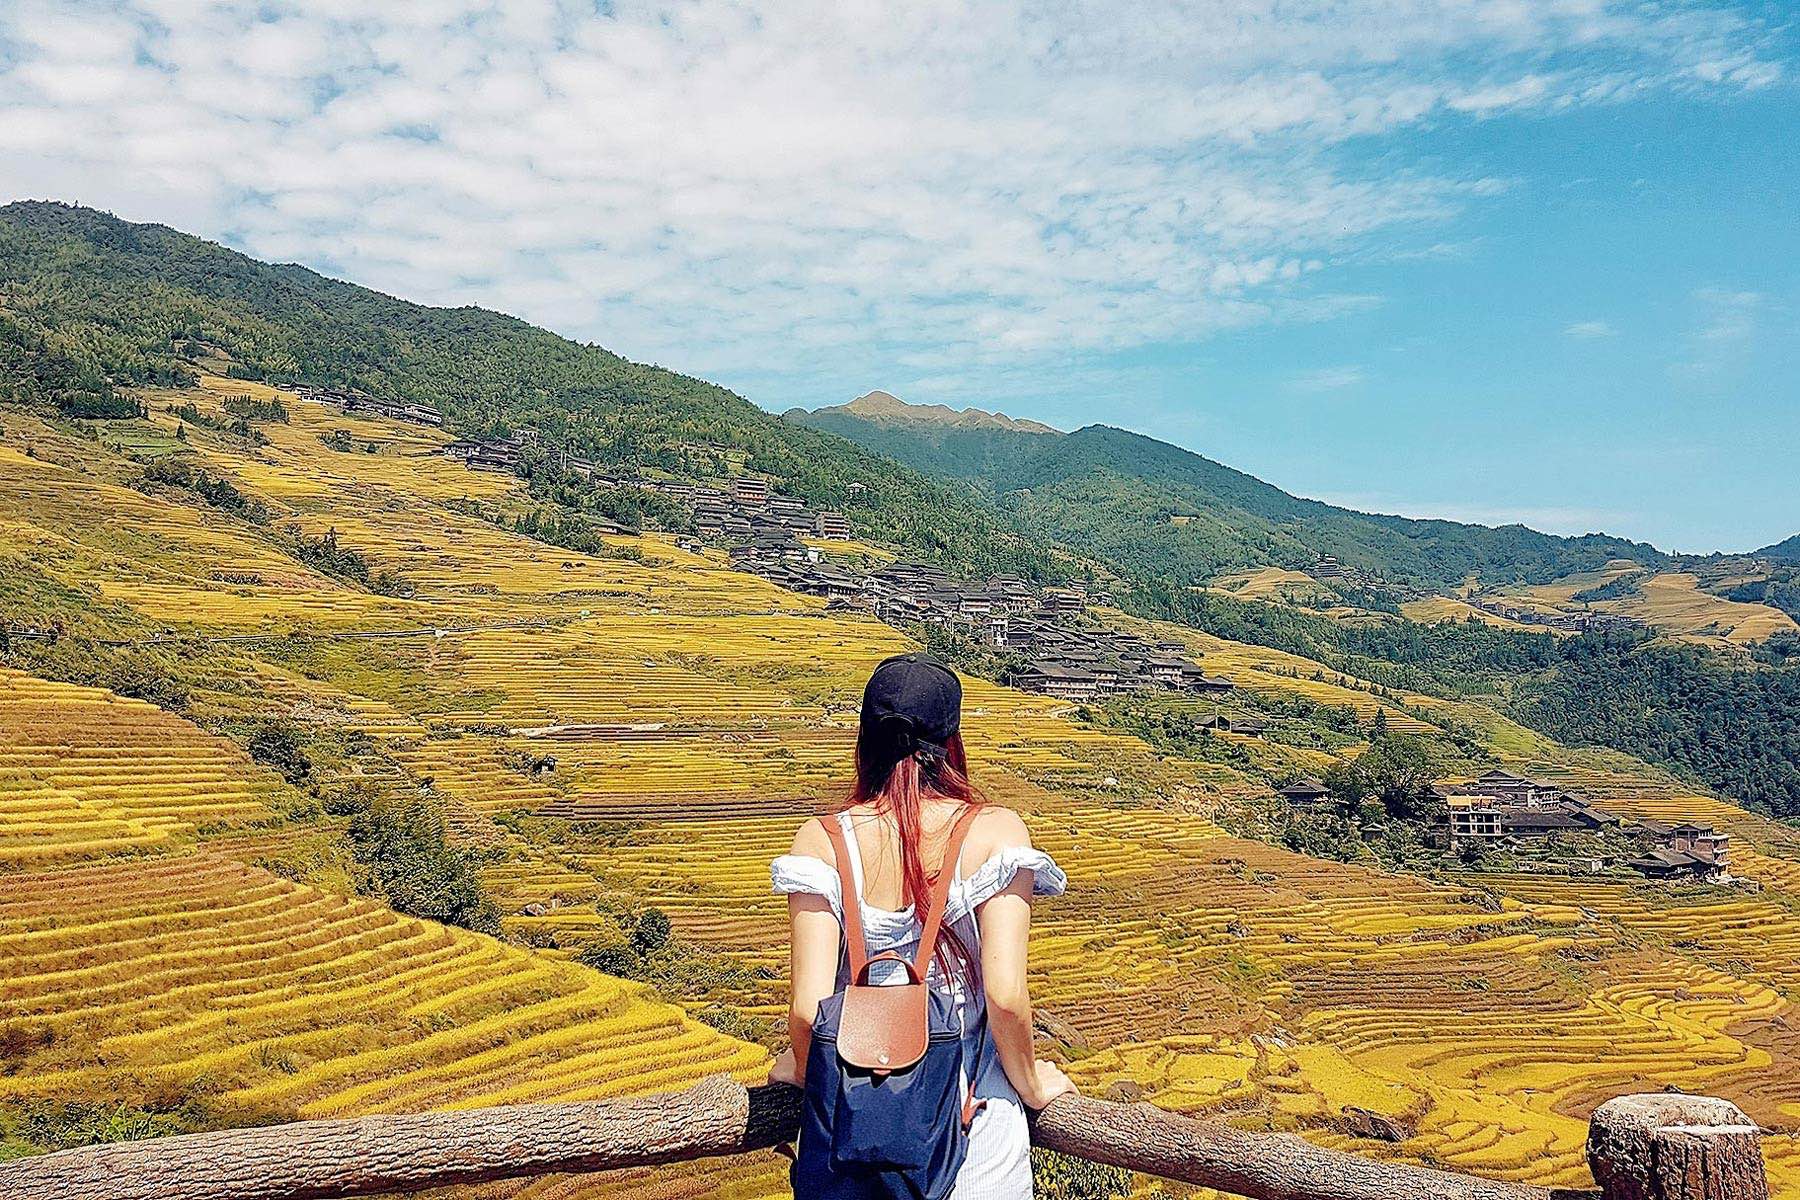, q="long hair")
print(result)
[844,727,982,981]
